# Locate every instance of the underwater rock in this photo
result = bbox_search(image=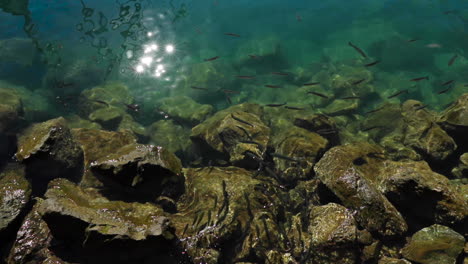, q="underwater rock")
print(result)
[88,106,124,131]
[117,114,148,143]
[15,117,84,194]
[0,164,31,233]
[314,142,408,237]
[171,167,285,263]
[364,101,457,161]
[439,93,468,151]
[452,153,468,179]
[322,98,359,117]
[306,203,358,264]
[376,159,468,231]
[0,87,23,133]
[147,120,191,155]
[6,203,60,264]
[329,65,374,96]
[158,96,213,126]
[191,103,269,167]
[71,128,136,189]
[66,114,102,130]
[273,126,328,184]
[401,224,465,264]
[43,59,105,94]
[79,82,134,117]
[90,143,183,202]
[287,179,324,213]
[0,38,35,67]
[294,113,340,145]
[401,100,457,161]
[7,178,183,264]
